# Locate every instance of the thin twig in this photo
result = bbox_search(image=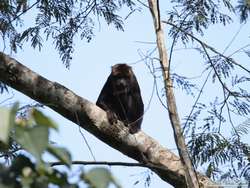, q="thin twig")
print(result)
[168,14,190,78]
[10,1,40,23]
[75,112,96,161]
[50,160,172,173]
[218,91,230,133]
[183,69,212,131]
[223,24,244,54]
[228,44,250,57]
[163,21,250,74]
[0,92,15,105]
[50,161,147,167]
[136,0,149,8]
[224,91,240,139]
[201,43,231,94]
